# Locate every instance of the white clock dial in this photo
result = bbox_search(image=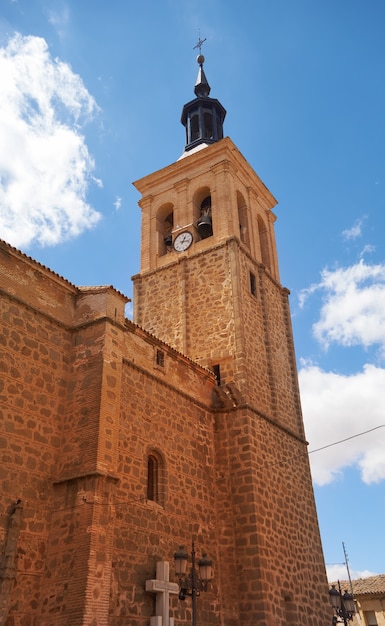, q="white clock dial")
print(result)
[173,231,193,252]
